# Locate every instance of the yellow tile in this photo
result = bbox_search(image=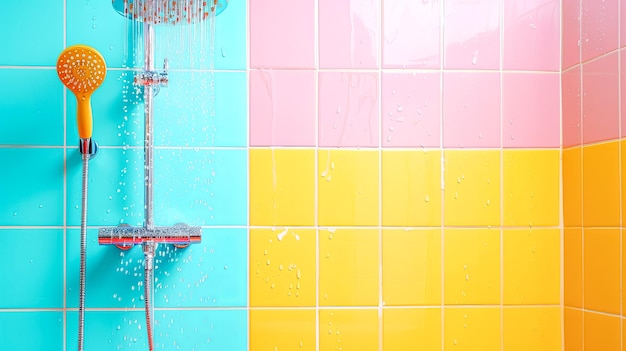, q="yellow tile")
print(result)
[623,229,626,314]
[564,228,582,308]
[382,150,441,226]
[503,229,560,305]
[444,228,500,305]
[318,150,379,226]
[503,307,561,351]
[584,311,620,351]
[250,228,316,306]
[503,150,559,226]
[250,309,316,351]
[443,150,500,226]
[382,229,441,305]
[443,308,500,351]
[320,309,378,351]
[584,228,620,314]
[582,142,620,227]
[564,308,582,351]
[320,228,379,306]
[249,149,315,226]
[563,147,582,227]
[382,308,441,351]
